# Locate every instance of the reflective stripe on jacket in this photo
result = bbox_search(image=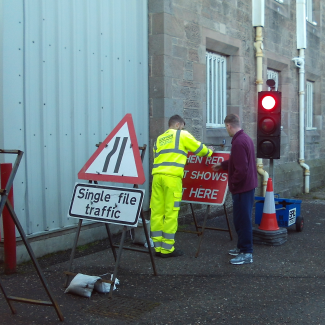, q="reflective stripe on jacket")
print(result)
[152,129,213,178]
